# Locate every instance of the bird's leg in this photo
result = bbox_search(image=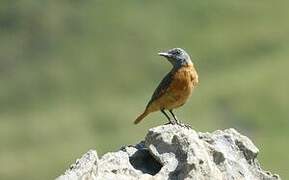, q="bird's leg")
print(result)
[169,110,180,124]
[161,109,175,124]
[169,110,191,129]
